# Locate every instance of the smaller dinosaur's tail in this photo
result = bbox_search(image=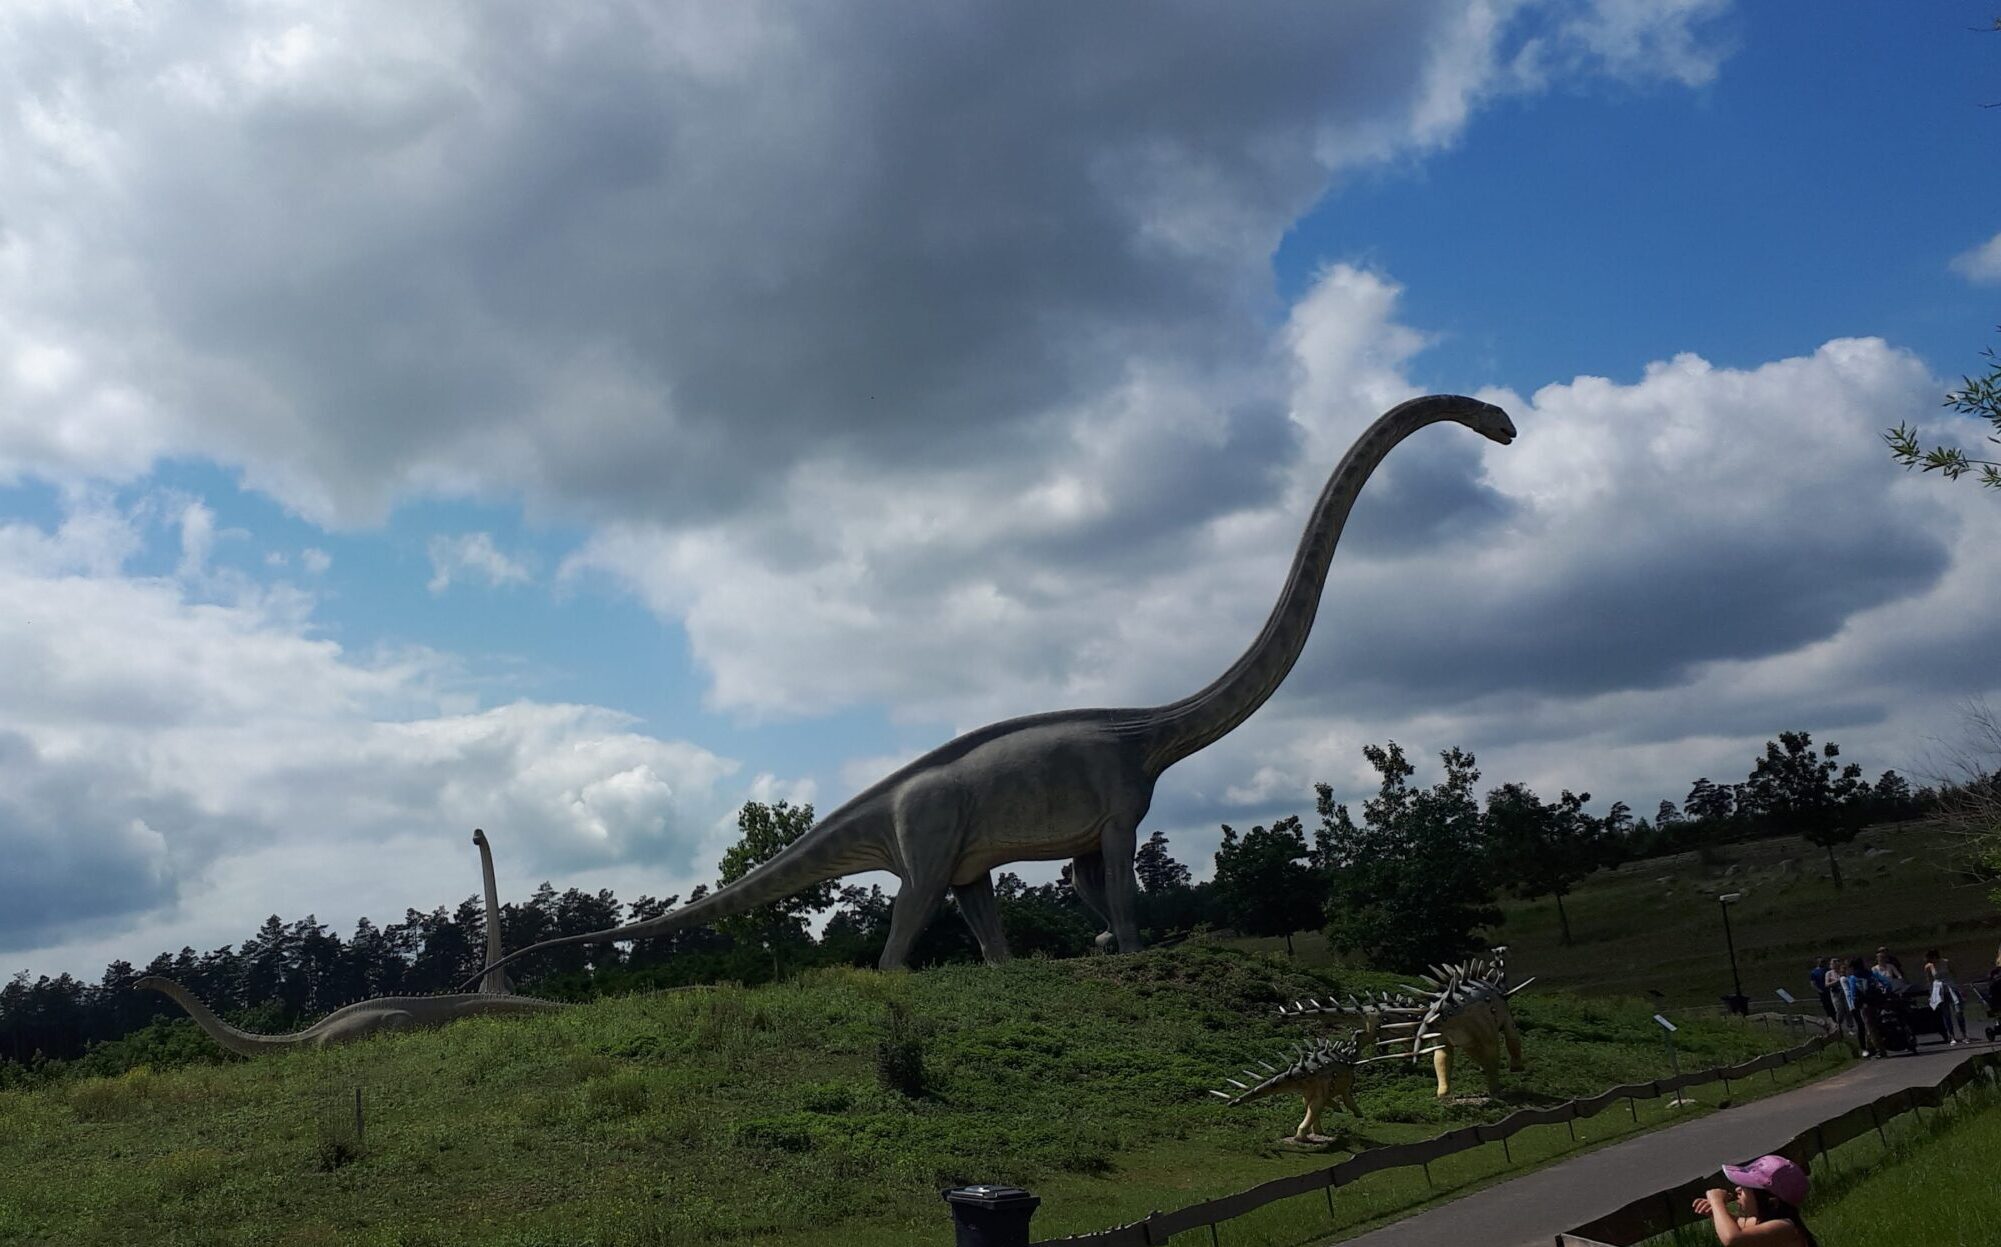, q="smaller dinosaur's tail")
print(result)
[1210,1035,1359,1105]
[136,976,301,1057]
